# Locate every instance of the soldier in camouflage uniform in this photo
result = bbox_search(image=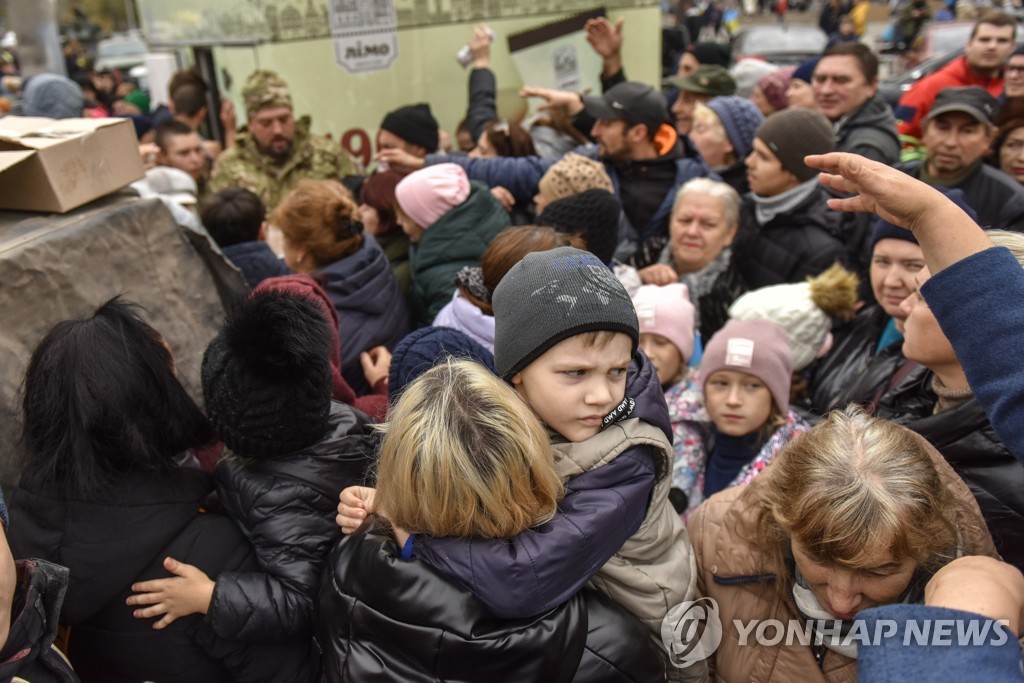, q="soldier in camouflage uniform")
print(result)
[209,70,359,210]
